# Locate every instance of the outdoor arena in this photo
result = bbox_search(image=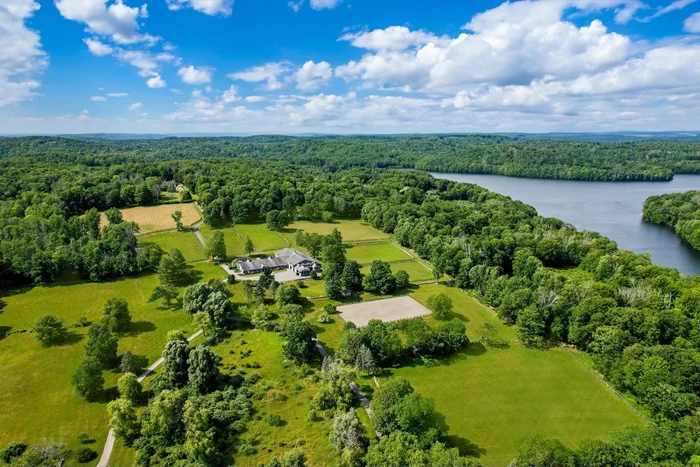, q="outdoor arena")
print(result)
[337,296,431,327]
